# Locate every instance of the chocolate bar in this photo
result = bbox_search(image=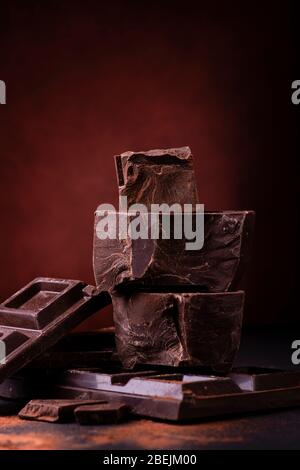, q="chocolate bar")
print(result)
[47,367,300,421]
[115,146,198,208]
[112,291,244,373]
[74,402,129,425]
[19,399,106,423]
[51,368,241,421]
[0,277,111,383]
[93,211,254,292]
